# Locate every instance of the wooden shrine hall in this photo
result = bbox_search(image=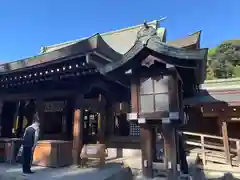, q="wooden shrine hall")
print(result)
[183,78,240,169]
[0,21,208,179]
